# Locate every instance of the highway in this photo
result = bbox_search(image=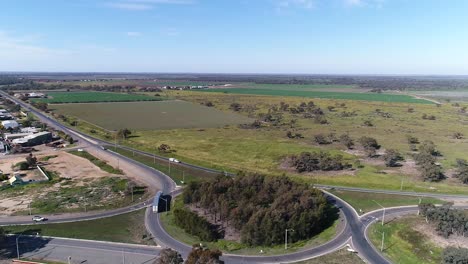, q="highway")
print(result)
[1,90,467,264]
